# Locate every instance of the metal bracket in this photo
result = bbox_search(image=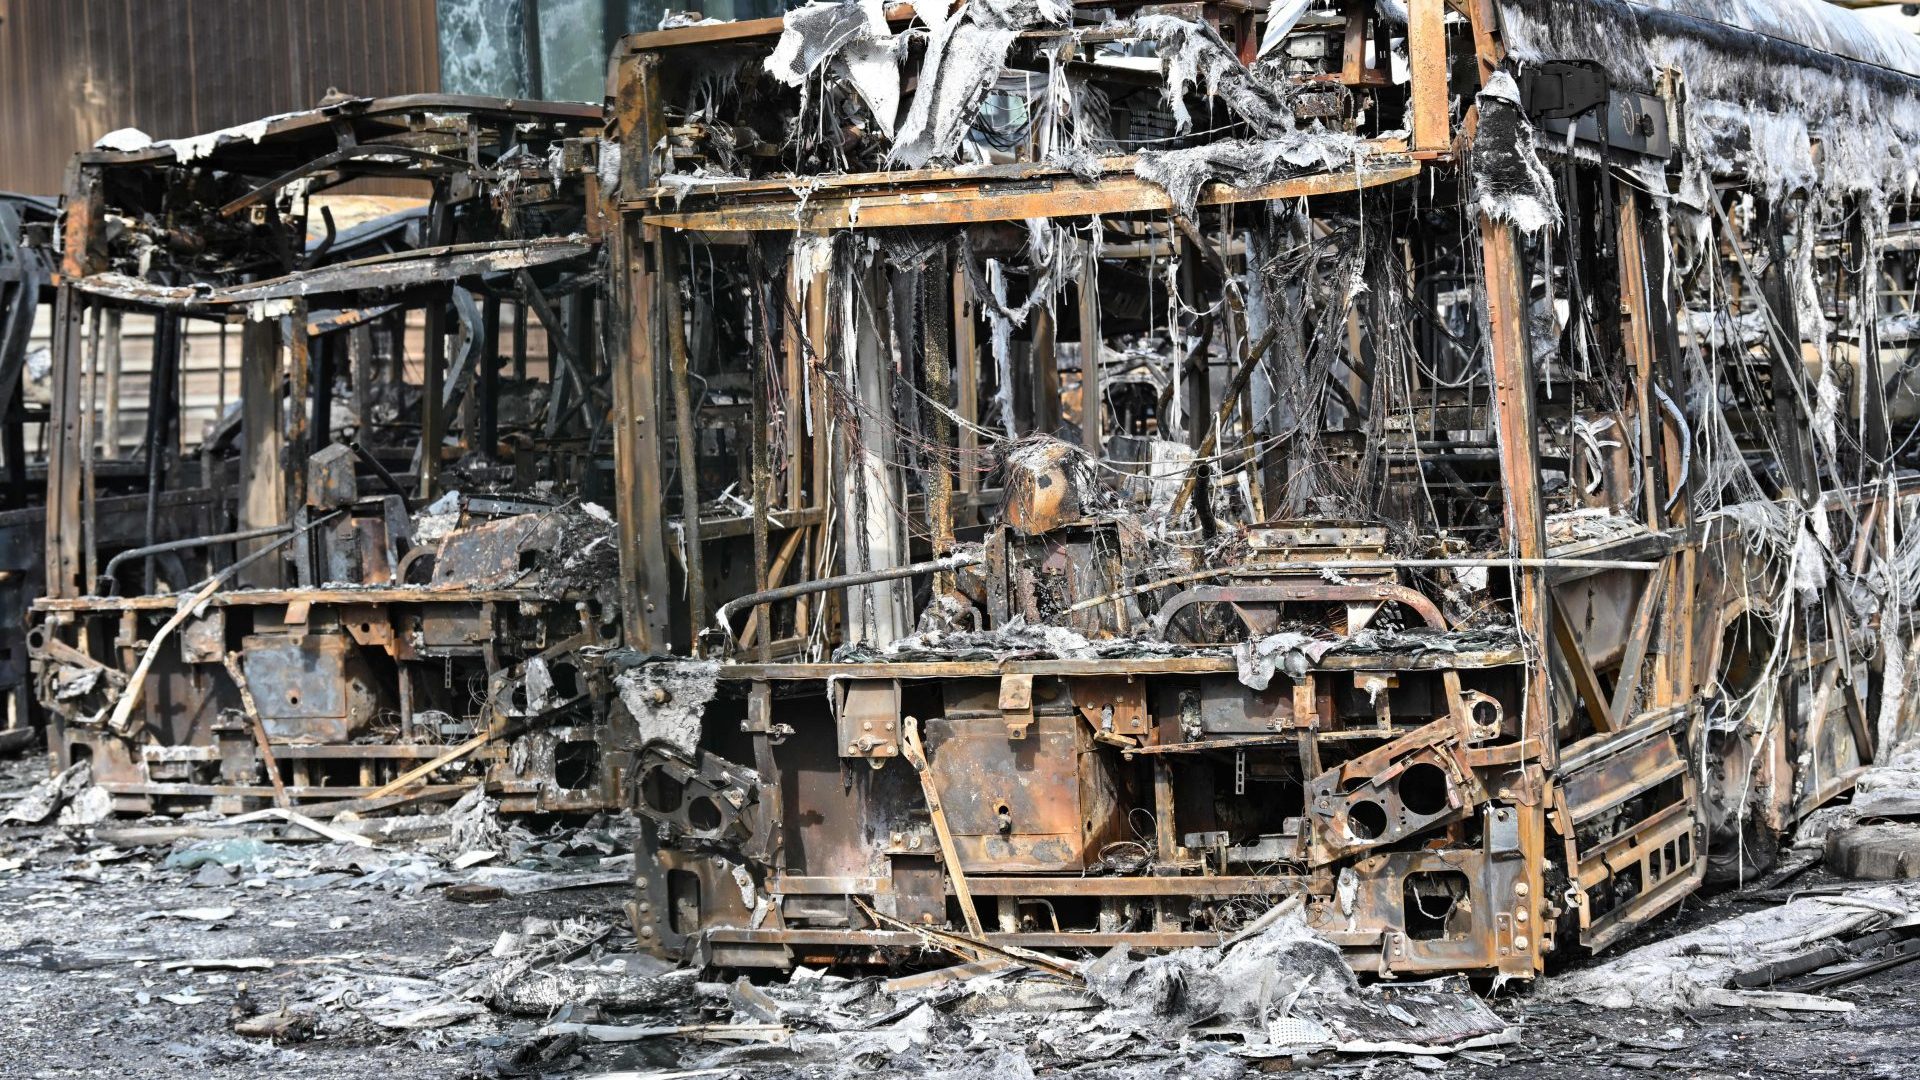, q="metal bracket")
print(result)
[999,673,1034,740]
[835,679,899,763]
